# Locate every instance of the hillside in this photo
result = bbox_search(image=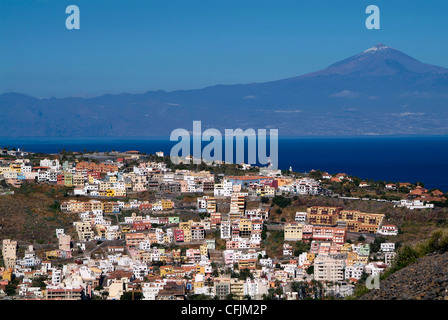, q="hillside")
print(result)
[360,251,448,300]
[0,183,78,244]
